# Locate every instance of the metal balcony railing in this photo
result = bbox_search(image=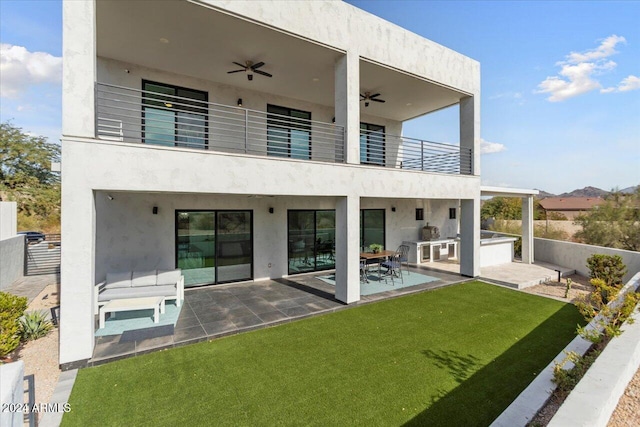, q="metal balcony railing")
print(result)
[95,83,472,175]
[360,129,473,175]
[96,83,345,163]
